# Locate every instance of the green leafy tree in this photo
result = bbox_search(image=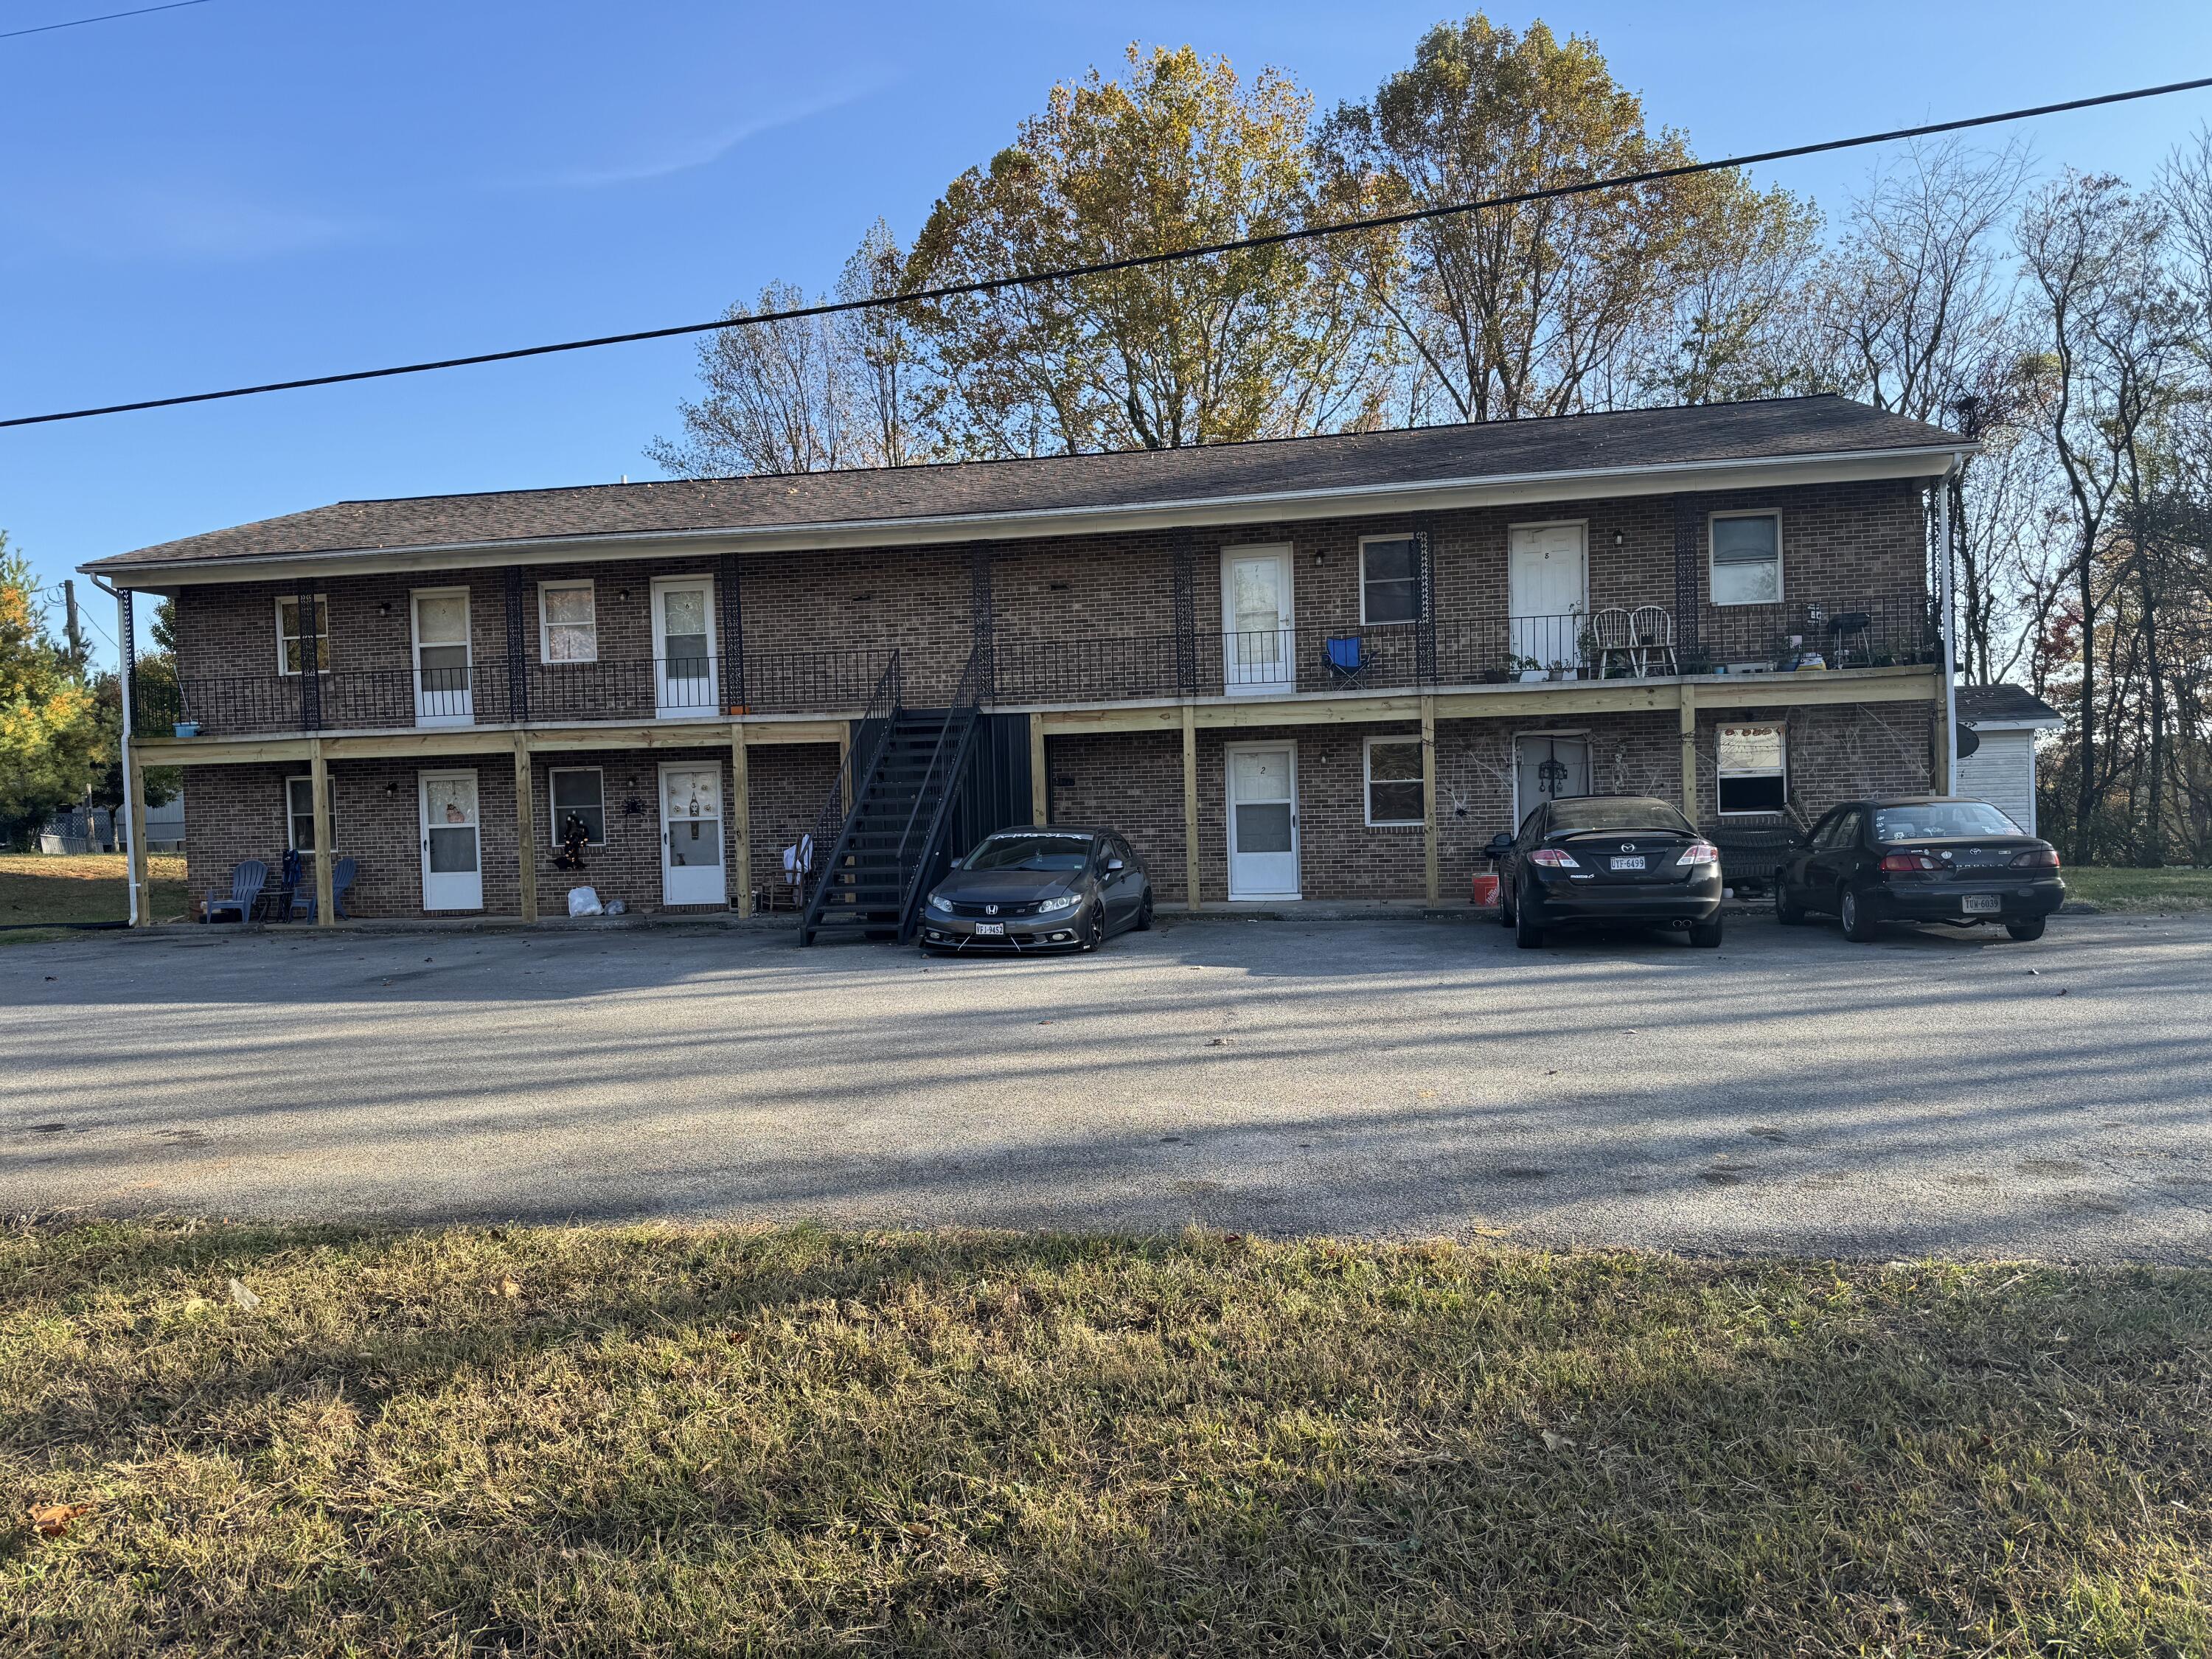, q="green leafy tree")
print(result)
[0,538,101,847]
